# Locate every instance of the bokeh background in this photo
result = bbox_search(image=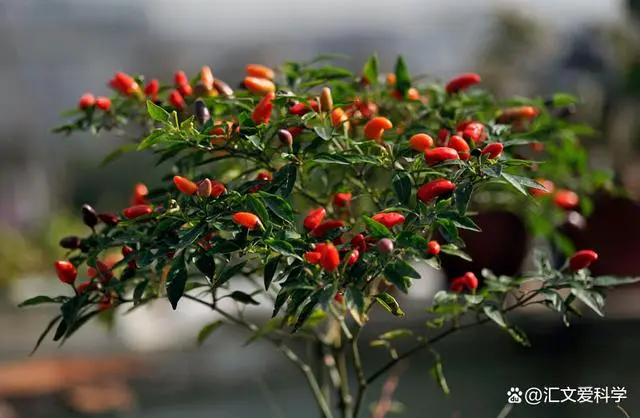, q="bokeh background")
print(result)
[2,0,640,417]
